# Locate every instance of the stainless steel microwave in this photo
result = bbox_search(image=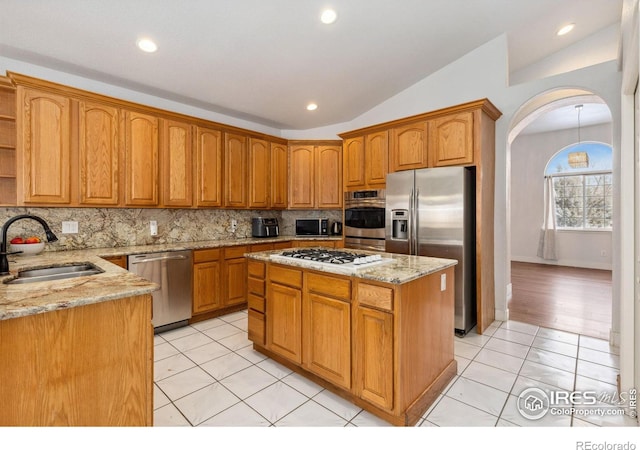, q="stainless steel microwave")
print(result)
[295,218,329,236]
